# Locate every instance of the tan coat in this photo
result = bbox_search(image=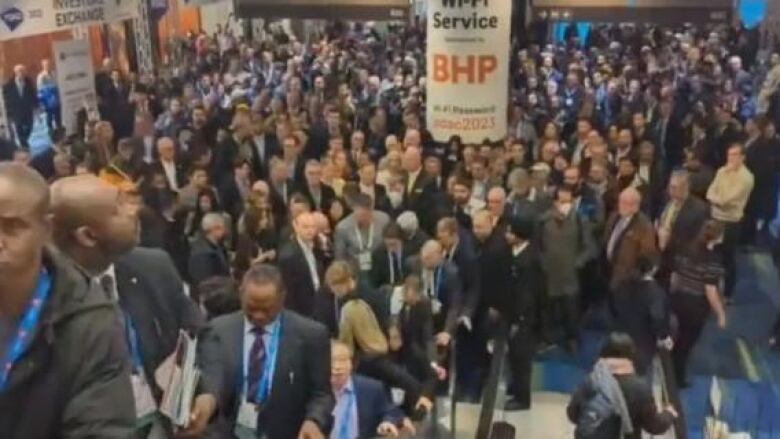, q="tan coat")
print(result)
[603,212,659,291]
